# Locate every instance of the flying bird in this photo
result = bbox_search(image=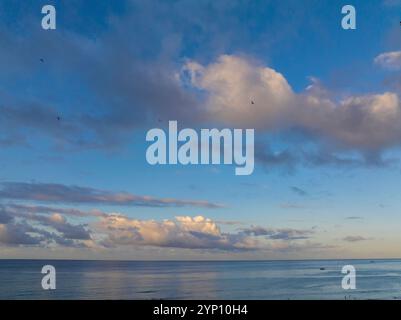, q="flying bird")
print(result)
[251,100,255,105]
[40,58,44,63]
